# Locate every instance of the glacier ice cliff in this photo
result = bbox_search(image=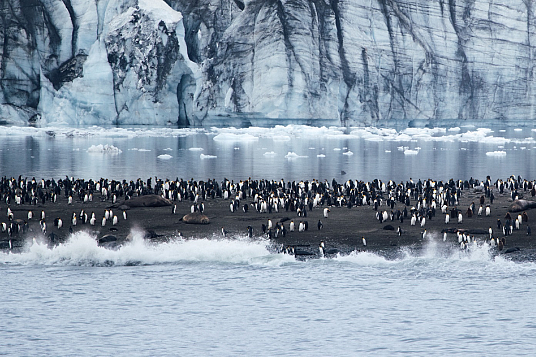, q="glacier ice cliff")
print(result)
[1,0,536,126]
